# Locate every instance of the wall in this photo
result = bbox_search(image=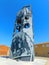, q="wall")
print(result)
[0,45,10,56]
[34,42,49,57]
